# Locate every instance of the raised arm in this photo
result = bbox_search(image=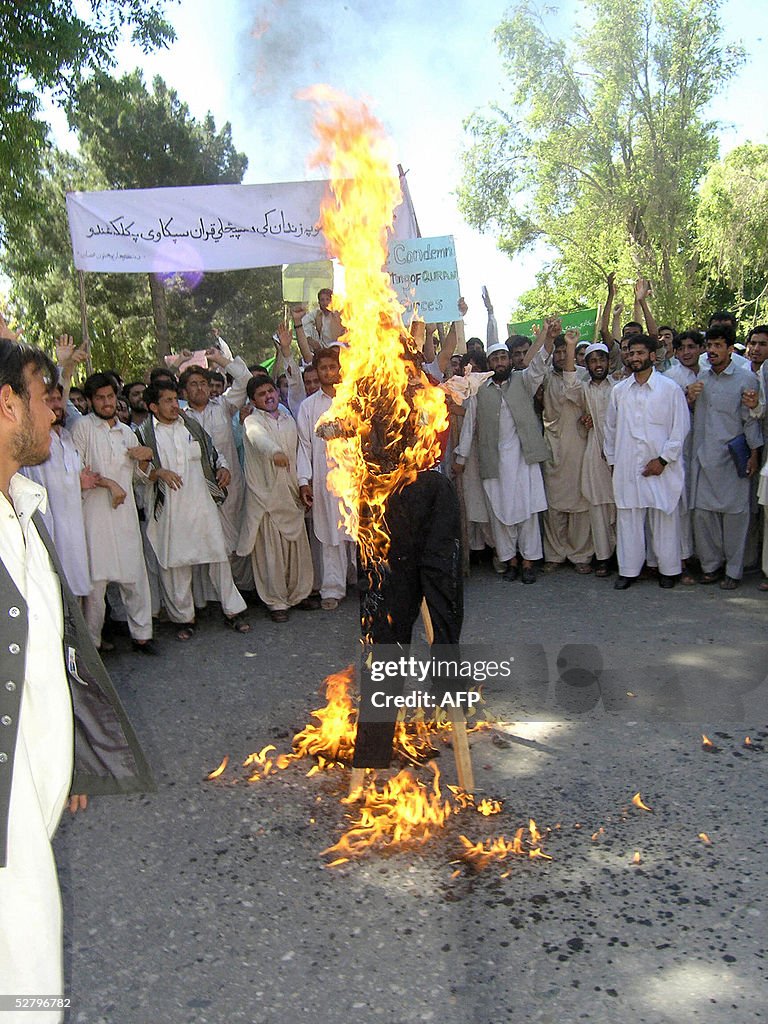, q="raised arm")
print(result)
[482,286,499,349]
[600,272,615,346]
[290,305,314,364]
[635,278,658,338]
